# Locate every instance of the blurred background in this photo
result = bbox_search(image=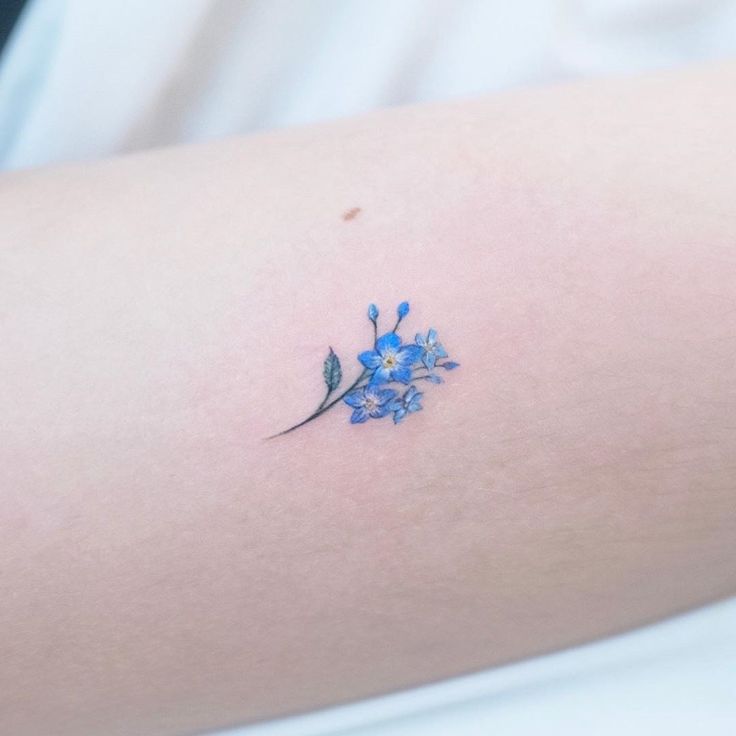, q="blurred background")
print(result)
[1,0,736,171]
